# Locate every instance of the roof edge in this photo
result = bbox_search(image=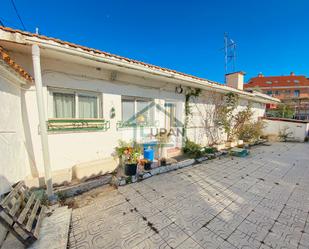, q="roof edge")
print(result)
[0,26,278,103]
[0,46,33,83]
